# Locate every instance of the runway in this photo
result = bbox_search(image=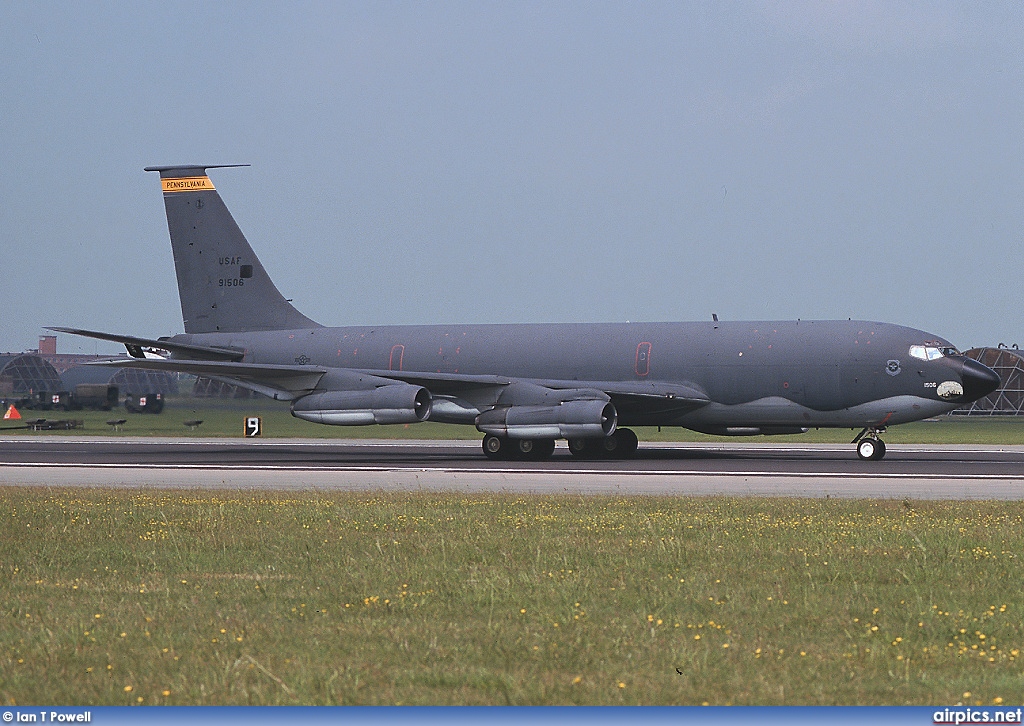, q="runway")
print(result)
[1,436,1022,498]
